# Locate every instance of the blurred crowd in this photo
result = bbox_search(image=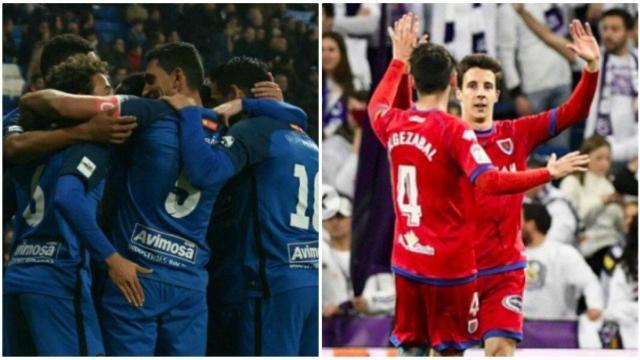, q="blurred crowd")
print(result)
[2,3,319,141]
[321,3,638,349]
